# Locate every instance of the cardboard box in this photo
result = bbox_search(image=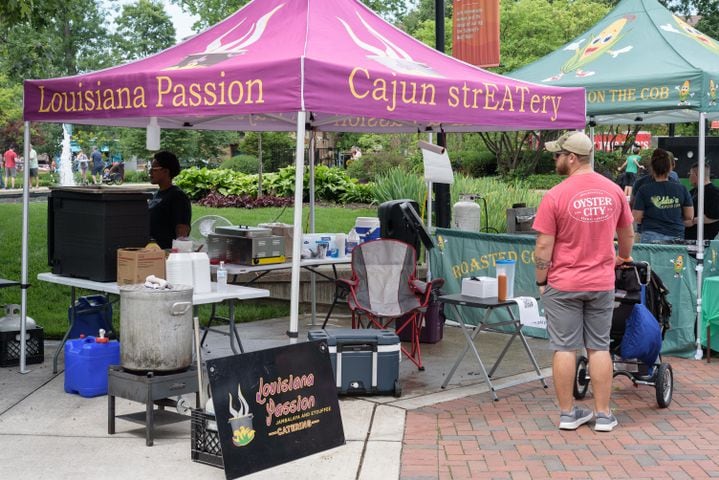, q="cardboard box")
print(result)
[117,248,166,285]
[461,277,498,298]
